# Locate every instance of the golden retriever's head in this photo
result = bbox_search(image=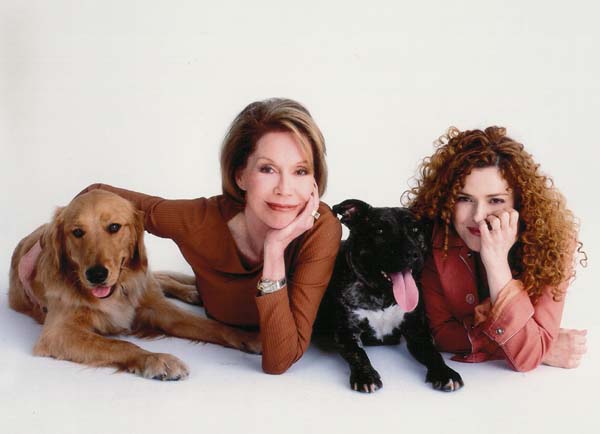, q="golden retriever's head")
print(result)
[42,190,147,300]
